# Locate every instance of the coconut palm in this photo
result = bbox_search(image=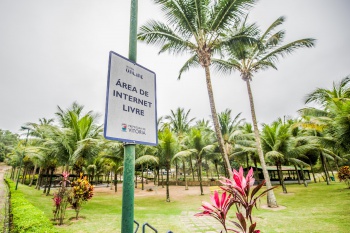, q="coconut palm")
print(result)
[165,108,195,182]
[135,153,159,190]
[100,140,124,192]
[298,107,344,184]
[177,127,215,195]
[165,108,195,137]
[55,102,103,173]
[299,77,350,182]
[138,0,260,178]
[305,75,350,109]
[157,126,179,202]
[261,119,312,193]
[212,16,315,206]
